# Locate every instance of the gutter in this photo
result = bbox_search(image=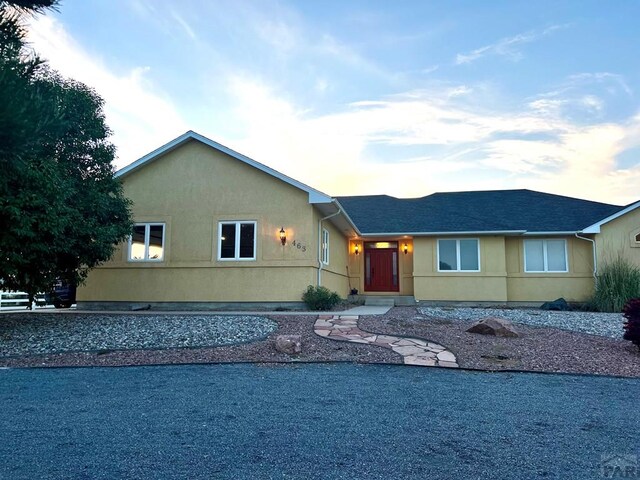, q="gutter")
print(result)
[357,230,526,237]
[575,233,597,282]
[317,204,342,287]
